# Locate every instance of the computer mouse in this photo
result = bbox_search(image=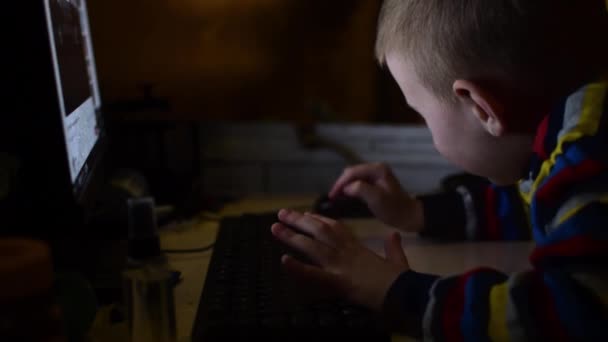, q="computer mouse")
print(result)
[312,194,374,219]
